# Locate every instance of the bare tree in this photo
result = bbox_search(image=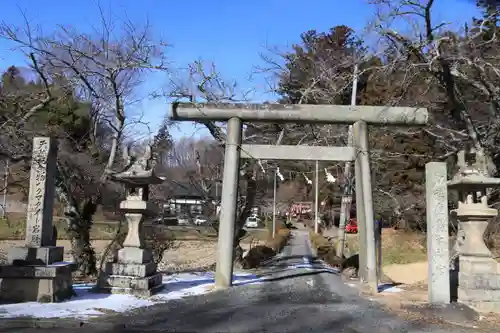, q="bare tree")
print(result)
[368,0,500,167]
[354,0,500,227]
[168,60,261,265]
[0,55,62,163]
[155,136,224,218]
[255,8,500,229]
